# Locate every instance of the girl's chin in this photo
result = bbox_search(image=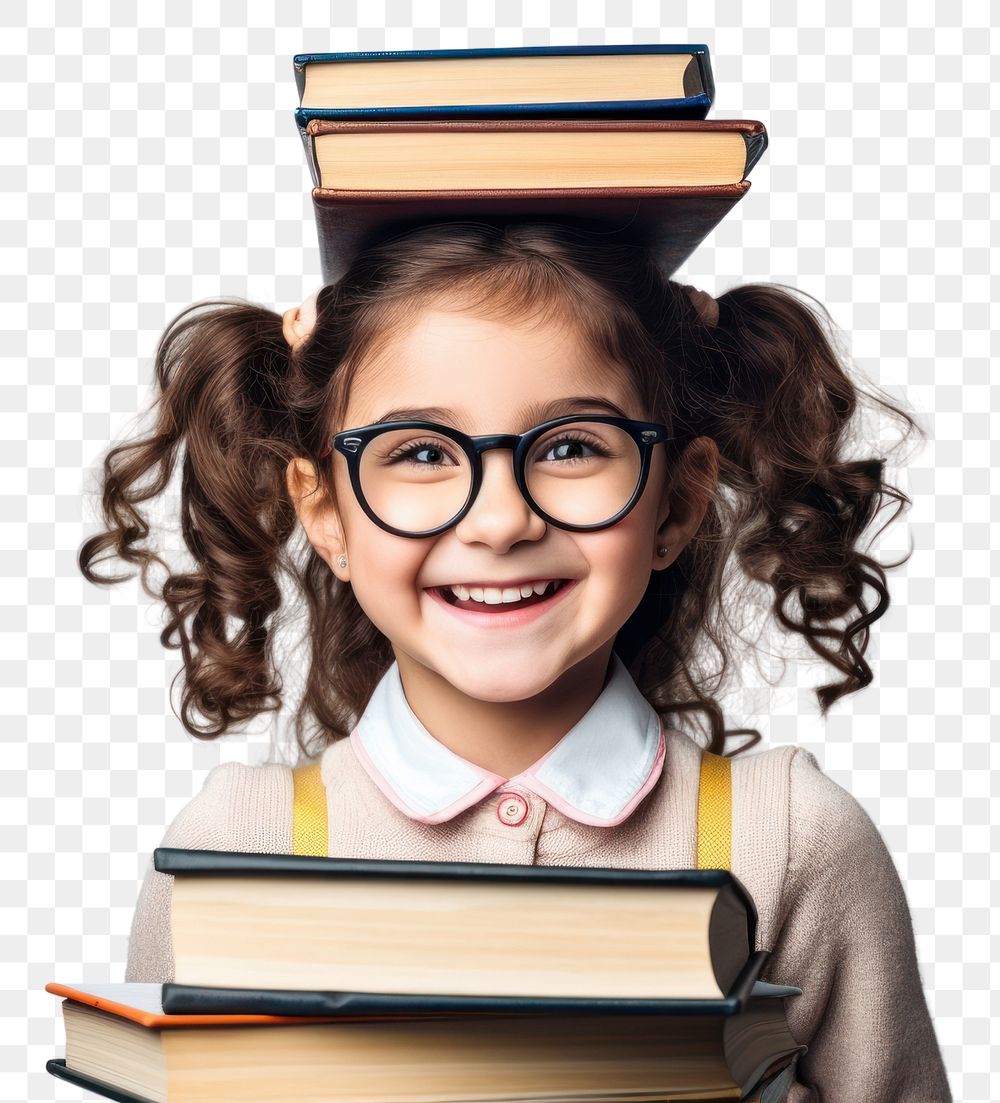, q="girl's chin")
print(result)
[435,672,563,705]
[415,651,570,704]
